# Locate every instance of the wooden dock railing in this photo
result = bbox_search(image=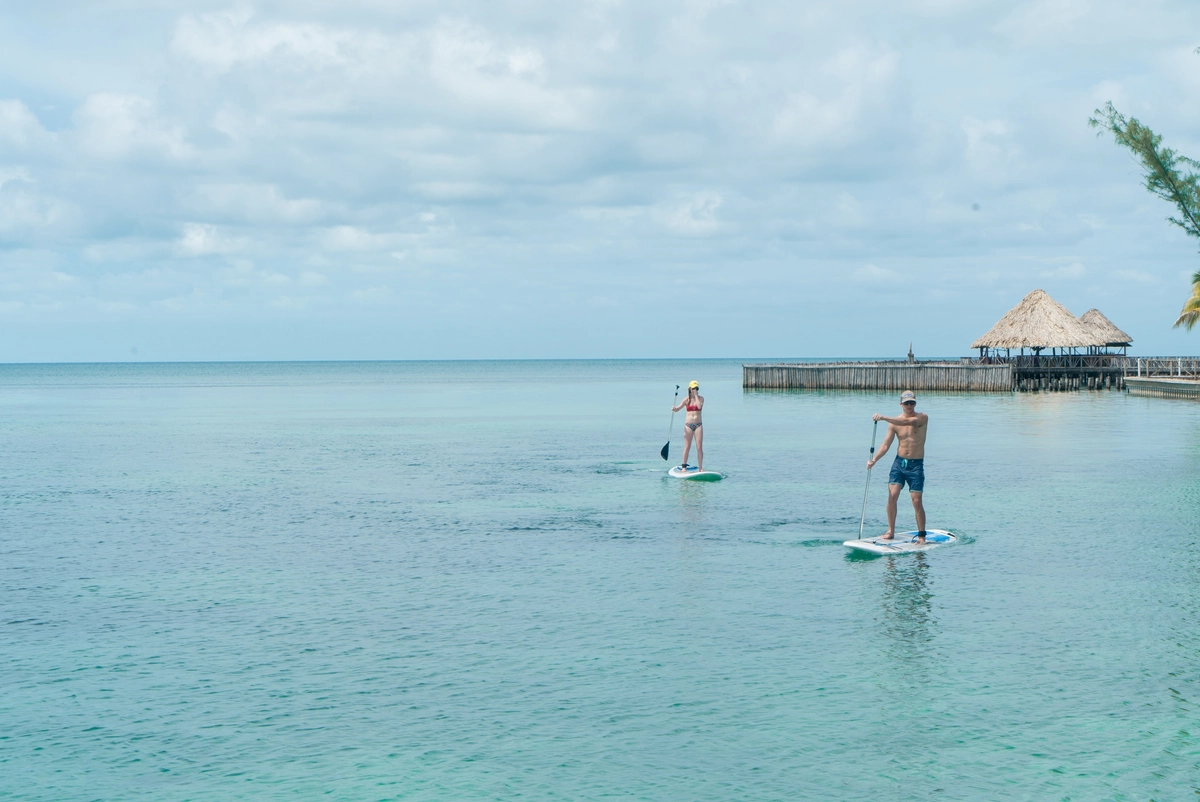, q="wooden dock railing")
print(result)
[744,357,1200,392]
[1131,357,1200,378]
[743,361,1012,392]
